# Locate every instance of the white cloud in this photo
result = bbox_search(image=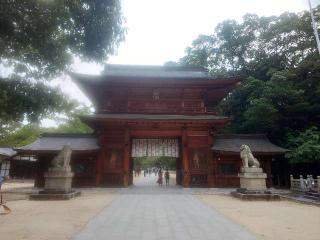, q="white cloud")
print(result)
[108,0,309,65]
